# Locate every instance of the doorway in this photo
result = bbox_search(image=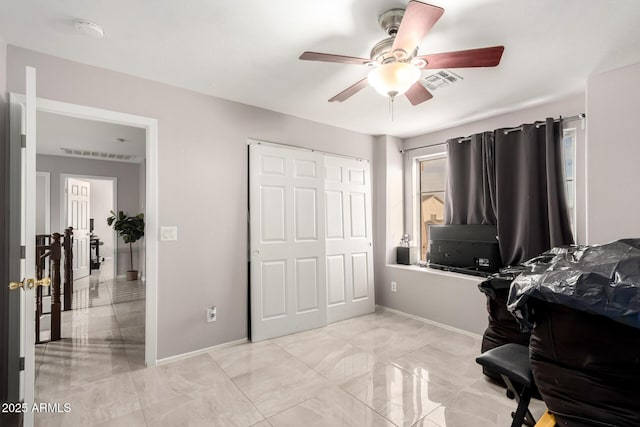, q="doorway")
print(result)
[32,98,158,368]
[27,106,156,418]
[59,174,118,281]
[23,99,157,366]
